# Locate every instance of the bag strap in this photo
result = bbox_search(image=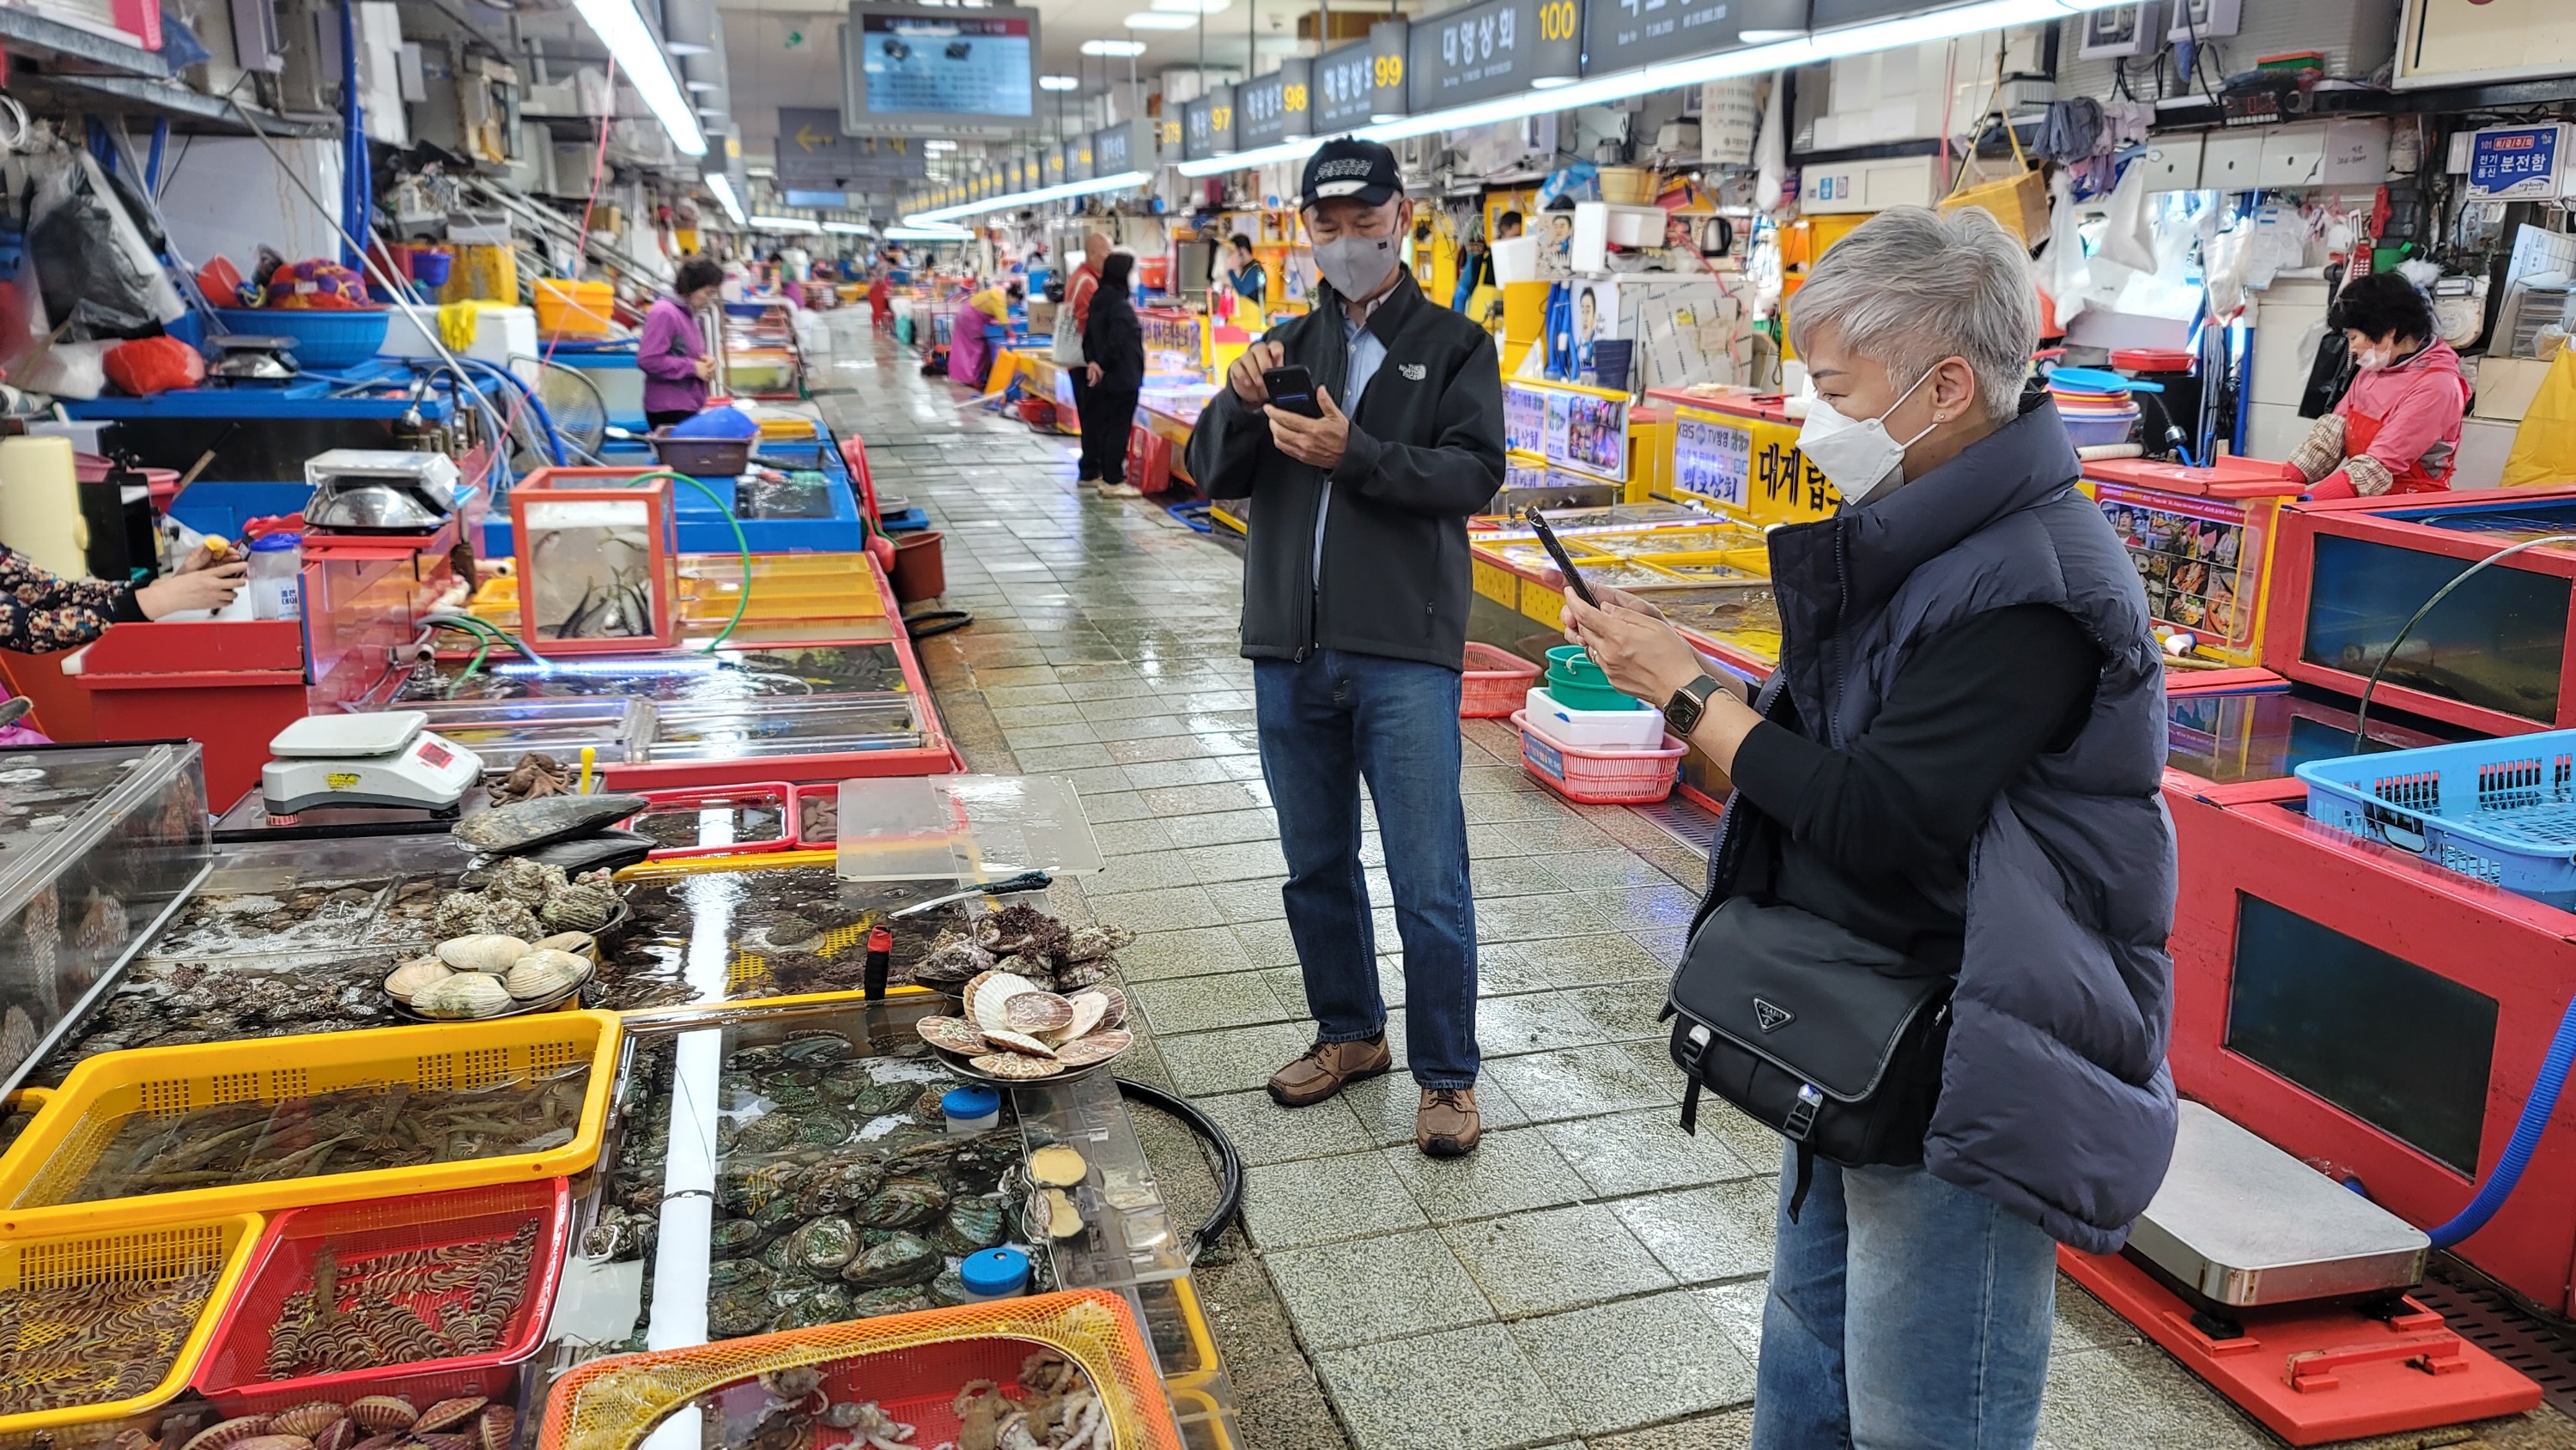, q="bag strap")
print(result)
[1789,1142,1817,1222]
